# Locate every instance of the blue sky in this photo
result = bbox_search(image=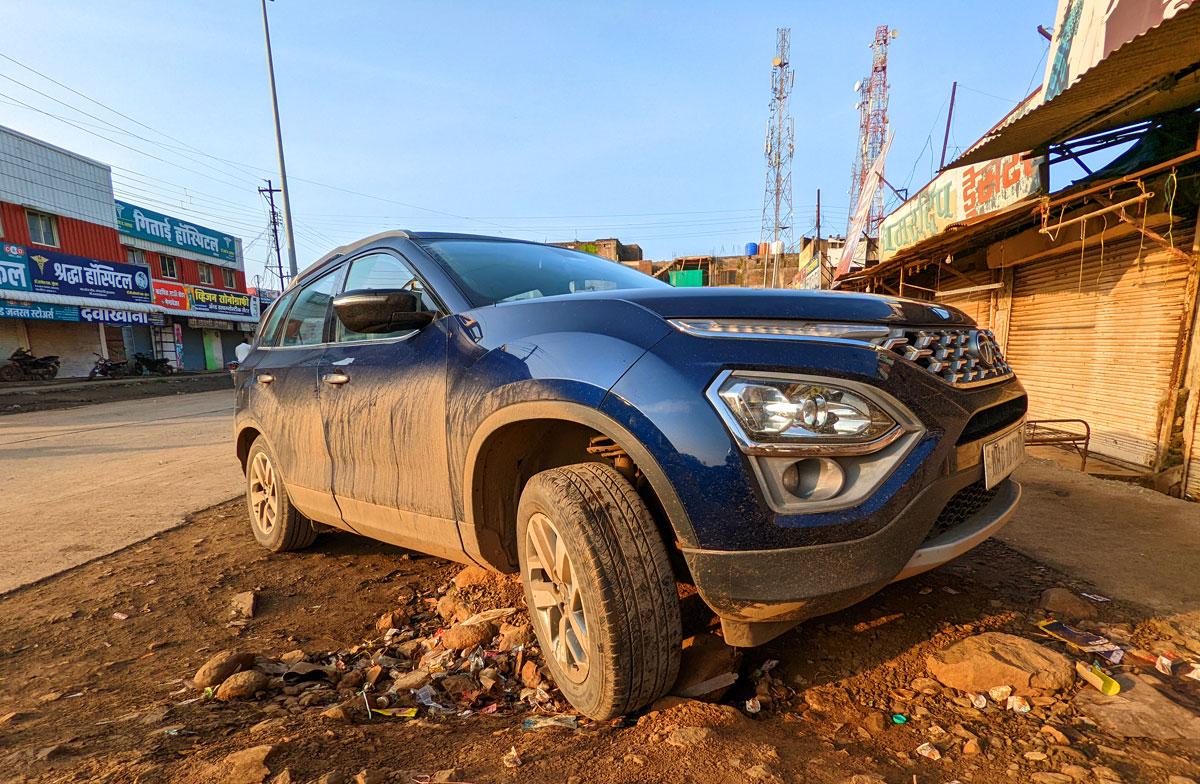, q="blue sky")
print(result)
[1,1,1054,286]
